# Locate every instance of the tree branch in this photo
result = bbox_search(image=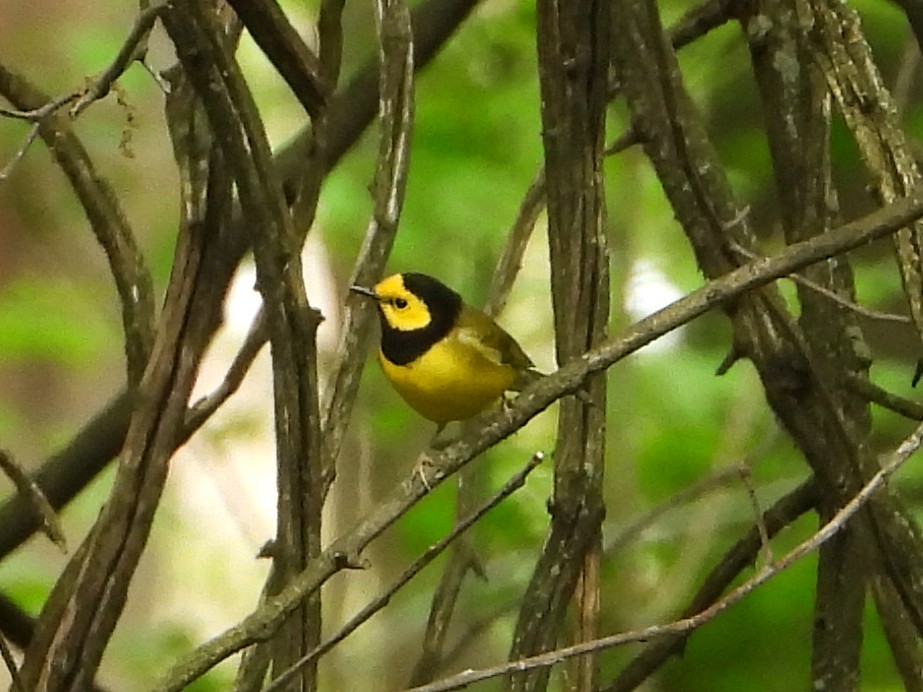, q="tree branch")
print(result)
[153,186,923,692]
[266,452,545,692]
[224,0,326,117]
[410,413,923,691]
[0,63,155,386]
[0,449,65,553]
[0,0,482,570]
[506,0,610,687]
[602,478,817,691]
[320,0,415,493]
